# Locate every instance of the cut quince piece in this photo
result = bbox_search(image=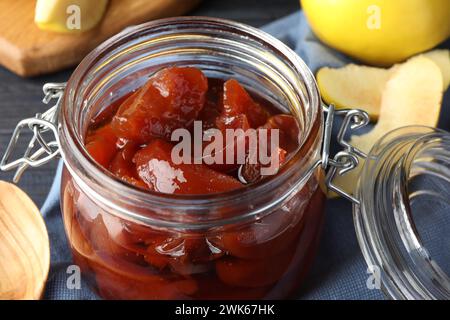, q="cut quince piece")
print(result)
[317,64,392,120]
[133,139,243,195]
[422,50,450,89]
[35,0,108,33]
[111,67,208,143]
[222,79,269,128]
[317,49,450,120]
[331,55,444,197]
